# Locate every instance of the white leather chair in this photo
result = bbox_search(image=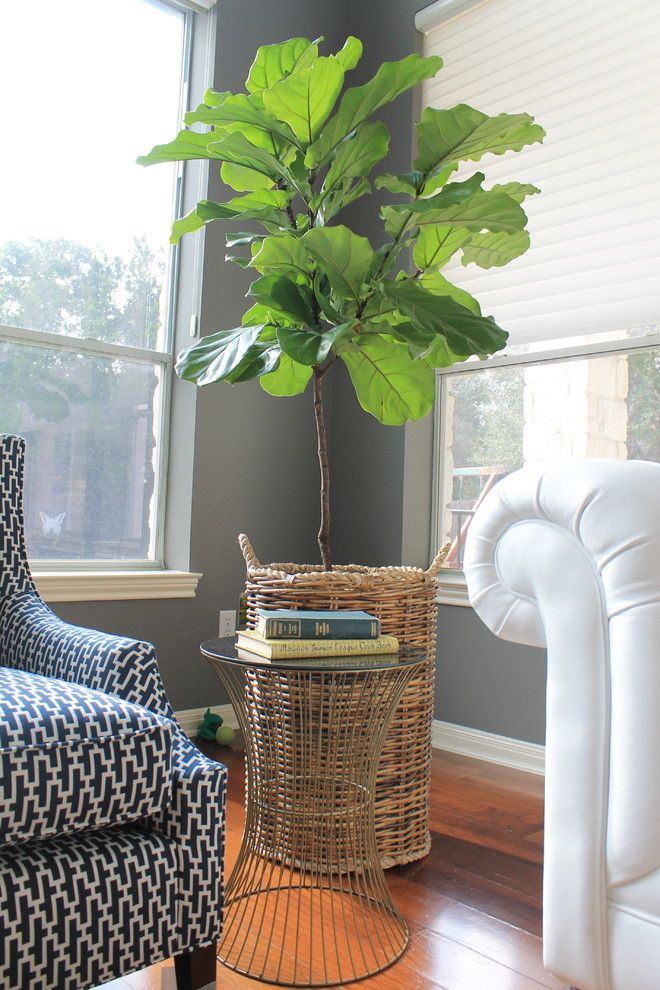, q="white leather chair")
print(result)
[463,459,660,990]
